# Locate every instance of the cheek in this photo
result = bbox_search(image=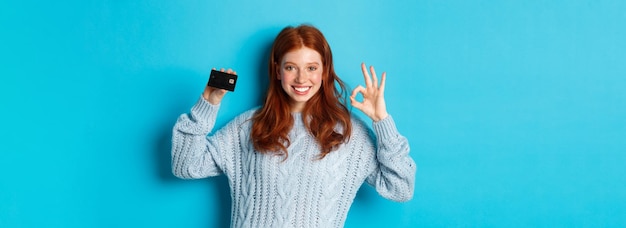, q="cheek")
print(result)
[280,77,289,88]
[279,73,292,89]
[312,72,323,84]
[279,70,293,81]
